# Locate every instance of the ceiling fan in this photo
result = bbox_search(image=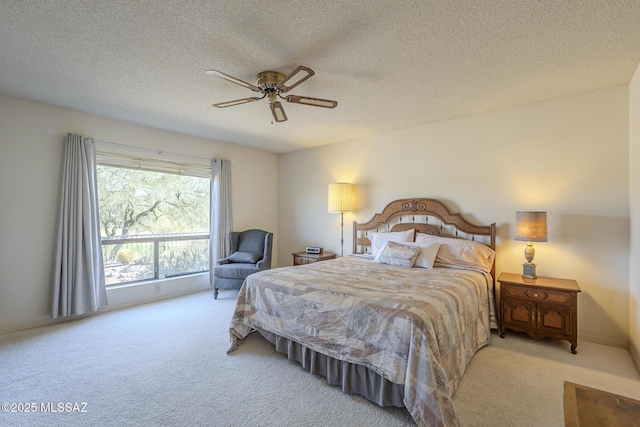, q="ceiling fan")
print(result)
[206,66,338,123]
